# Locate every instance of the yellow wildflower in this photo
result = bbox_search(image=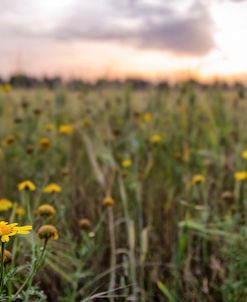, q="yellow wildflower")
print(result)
[61,167,69,177]
[44,124,55,132]
[3,83,12,92]
[39,137,50,149]
[0,199,13,212]
[142,113,153,123]
[0,221,32,242]
[43,183,61,193]
[0,249,12,264]
[79,218,92,230]
[234,171,247,181]
[21,100,29,109]
[35,204,56,219]
[38,225,58,241]
[26,145,34,154]
[191,175,205,185]
[15,207,26,217]
[221,191,233,200]
[4,135,16,145]
[102,196,114,207]
[122,159,132,168]
[33,108,42,116]
[18,180,36,191]
[242,150,247,160]
[149,134,162,144]
[58,124,74,135]
[81,118,91,128]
